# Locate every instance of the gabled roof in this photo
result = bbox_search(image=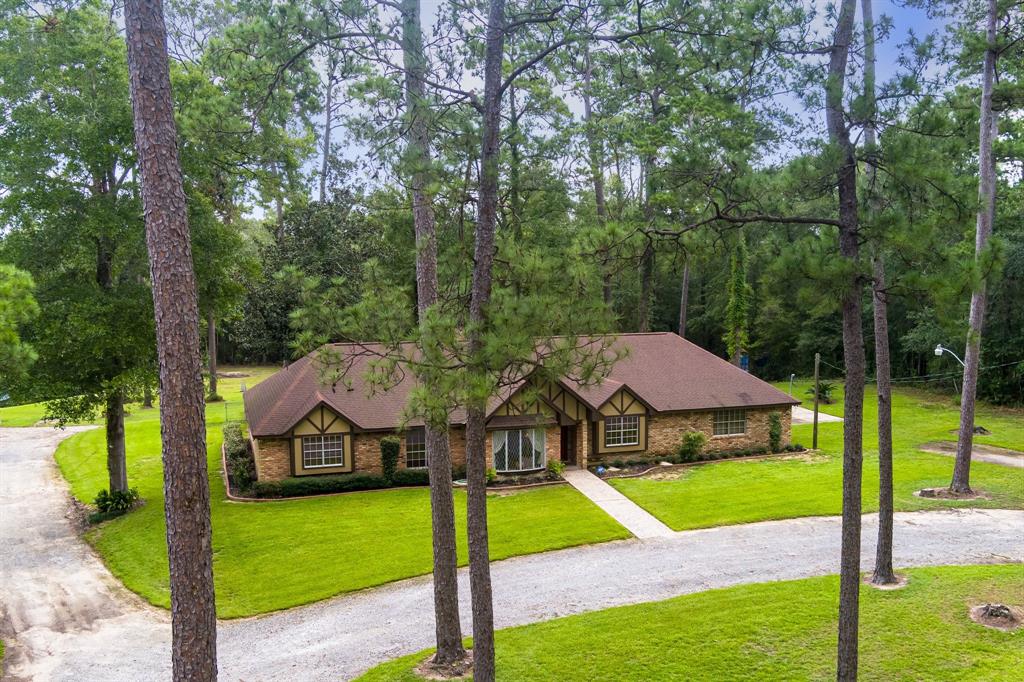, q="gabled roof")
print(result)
[563,333,799,413]
[244,333,798,437]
